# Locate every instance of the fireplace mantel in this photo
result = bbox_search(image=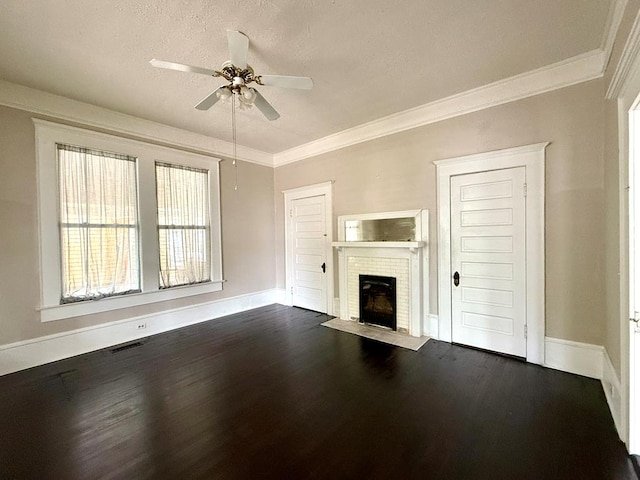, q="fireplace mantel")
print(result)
[333,210,429,338]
